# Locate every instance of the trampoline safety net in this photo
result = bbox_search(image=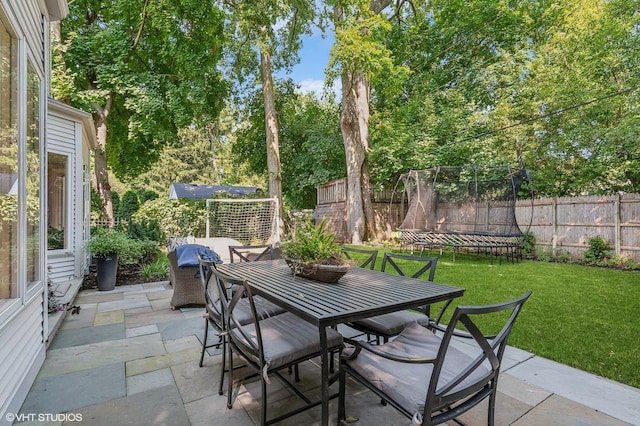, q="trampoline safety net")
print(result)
[397,165,526,255]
